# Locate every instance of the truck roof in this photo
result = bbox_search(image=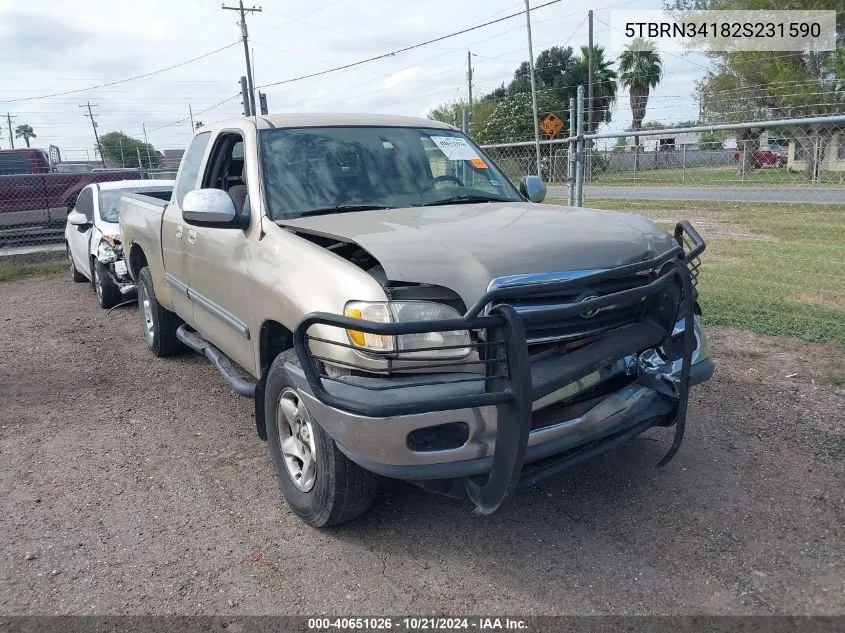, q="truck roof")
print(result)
[208,113,457,131]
